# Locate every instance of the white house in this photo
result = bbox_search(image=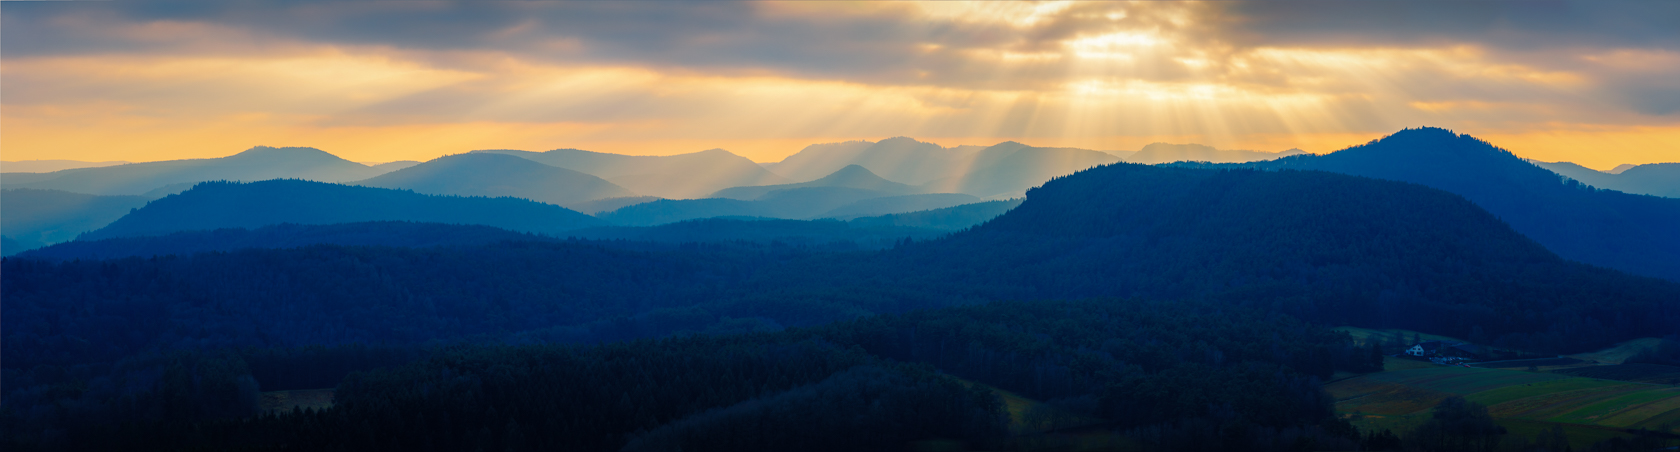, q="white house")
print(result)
[1406,341,1448,356]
